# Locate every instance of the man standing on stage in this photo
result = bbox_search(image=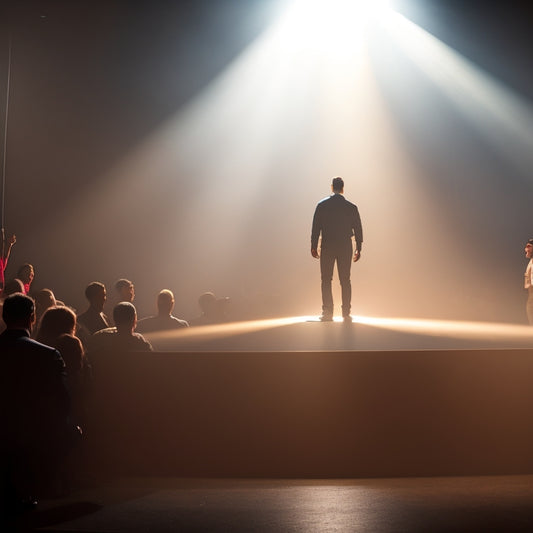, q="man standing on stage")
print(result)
[311,177,363,322]
[524,238,533,325]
